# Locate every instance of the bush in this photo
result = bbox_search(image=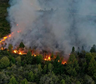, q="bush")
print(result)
[9,76,18,84]
[21,78,28,84]
[0,56,10,69]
